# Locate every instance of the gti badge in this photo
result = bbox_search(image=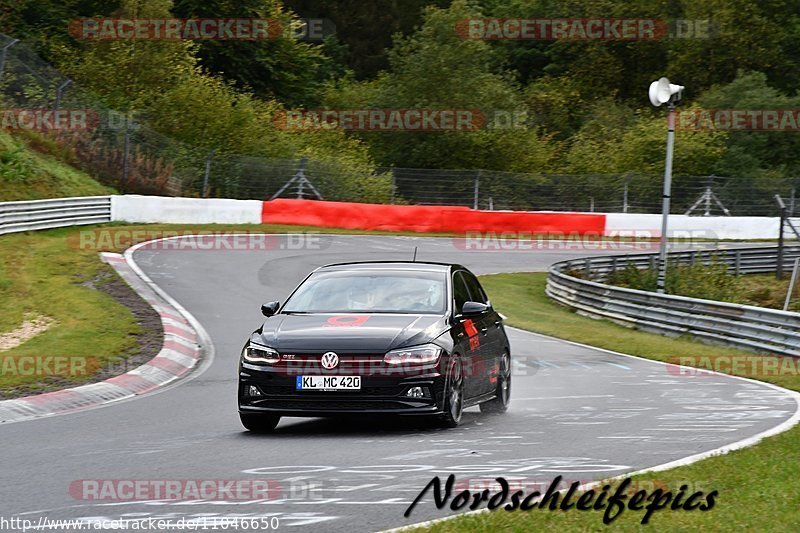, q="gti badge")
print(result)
[321,351,339,370]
